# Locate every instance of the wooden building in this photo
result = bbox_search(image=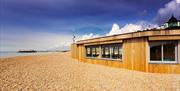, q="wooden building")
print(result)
[71,29,180,74]
[71,16,180,74]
